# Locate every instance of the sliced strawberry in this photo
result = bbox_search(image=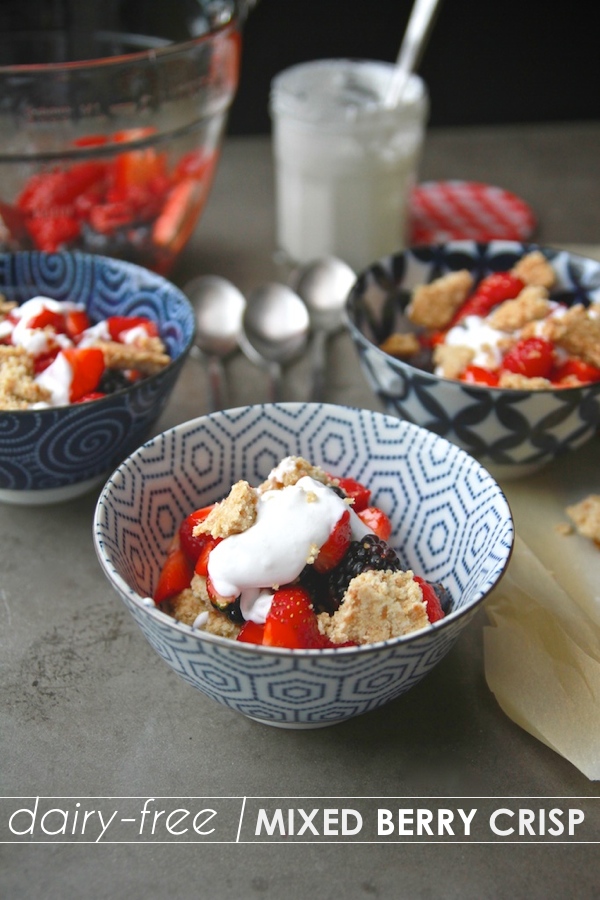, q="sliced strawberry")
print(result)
[194,535,222,577]
[33,349,60,374]
[62,346,105,402]
[357,506,392,542]
[414,576,445,623]
[152,178,205,254]
[501,336,554,380]
[314,509,351,573]
[178,504,217,564]
[459,364,500,387]
[73,391,106,403]
[236,620,266,645]
[552,358,600,386]
[263,587,327,649]
[336,476,371,512]
[153,546,194,605]
[26,214,81,252]
[106,315,159,341]
[27,307,66,333]
[452,272,525,324]
[65,309,91,340]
